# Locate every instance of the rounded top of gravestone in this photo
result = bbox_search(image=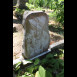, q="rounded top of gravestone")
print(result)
[22,11,48,20]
